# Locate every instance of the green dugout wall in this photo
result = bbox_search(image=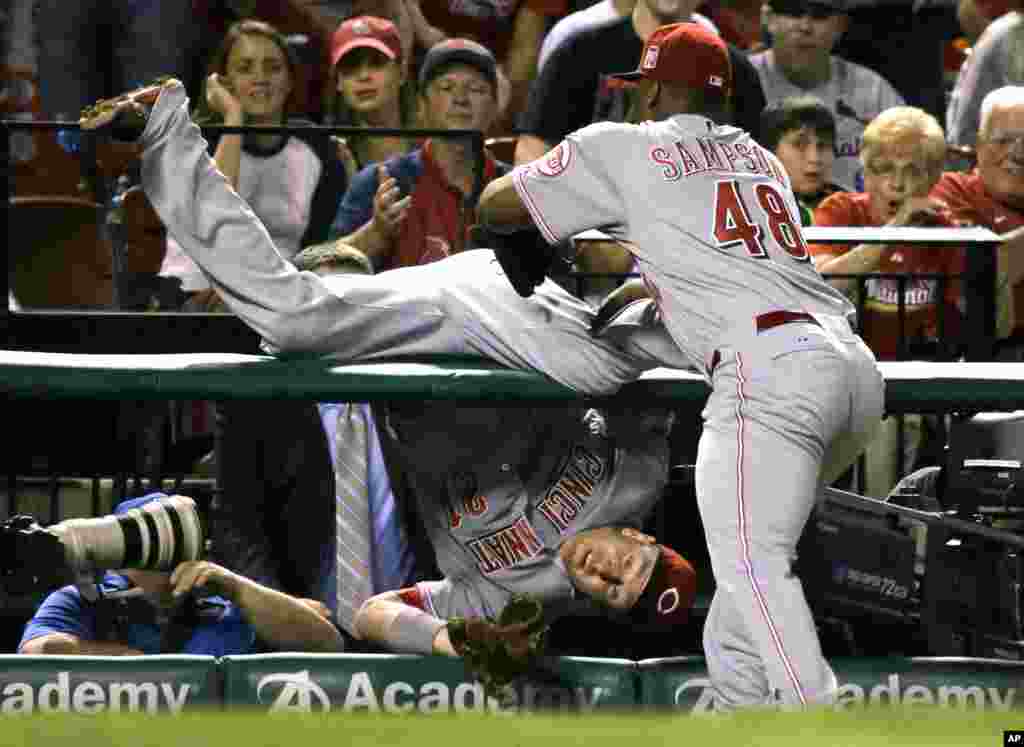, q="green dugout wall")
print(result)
[1,655,1023,714]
